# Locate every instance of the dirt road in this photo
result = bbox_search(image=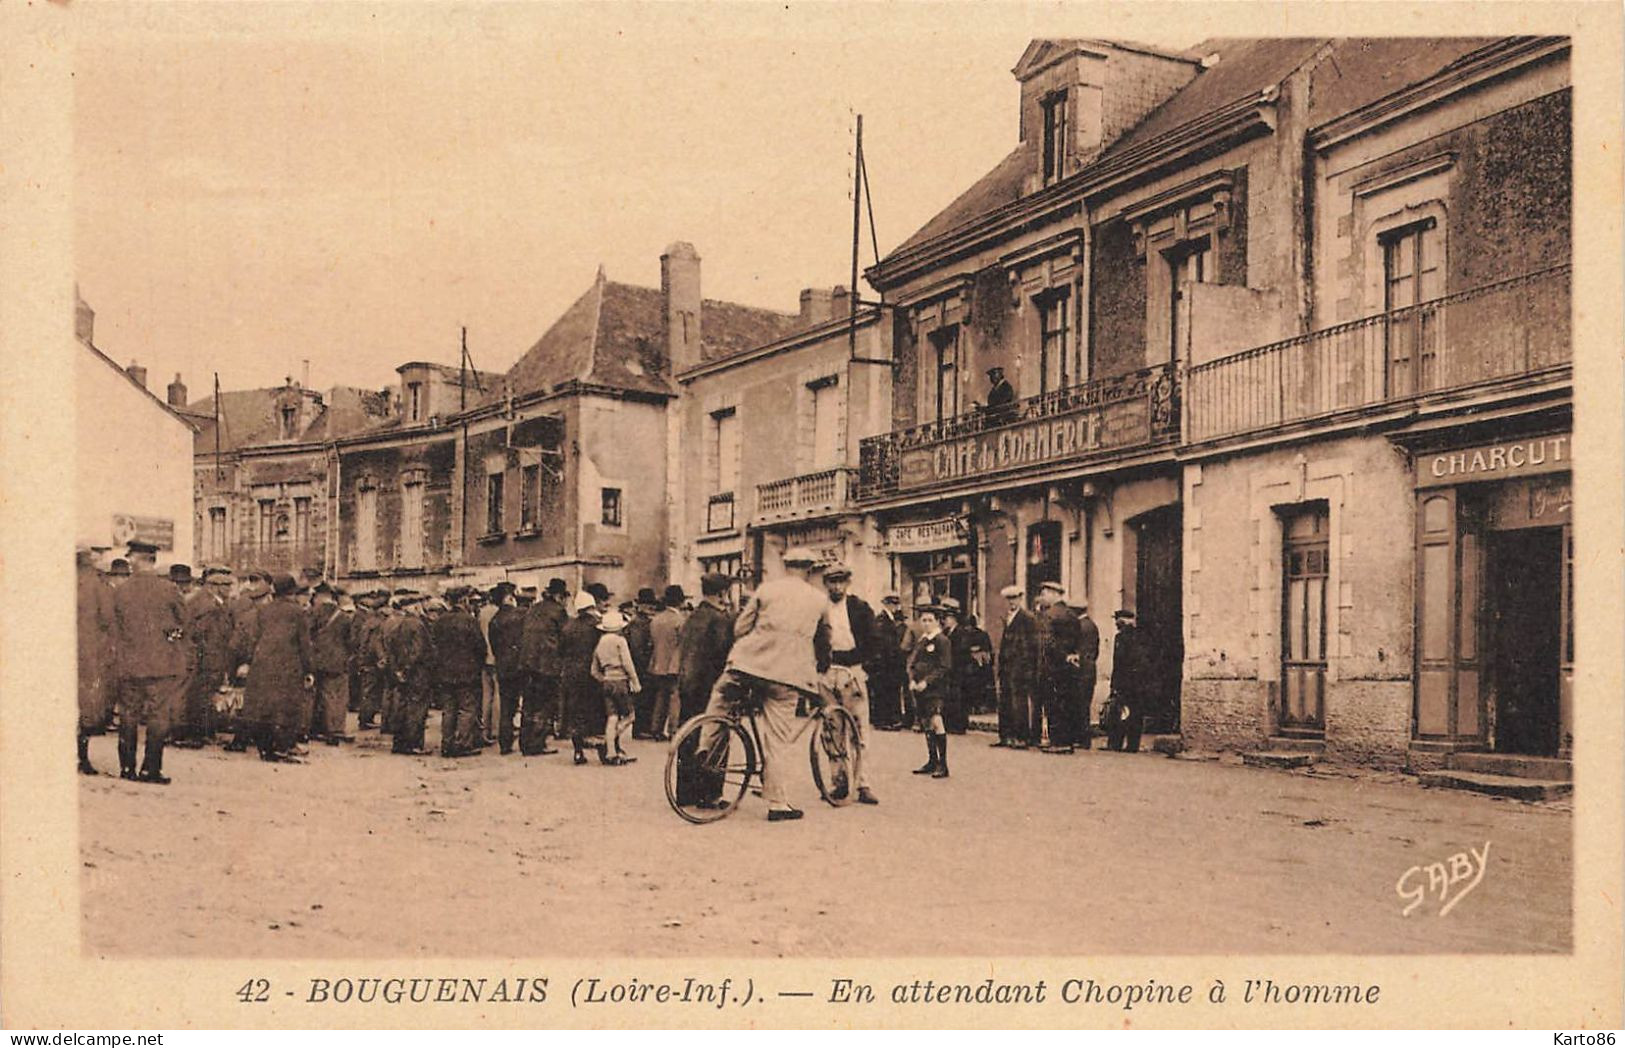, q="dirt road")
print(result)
[80,721,1570,957]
